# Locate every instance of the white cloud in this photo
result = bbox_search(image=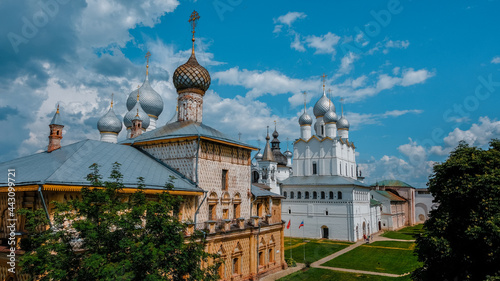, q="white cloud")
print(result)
[212,67,317,100]
[345,109,423,130]
[401,68,435,86]
[491,56,500,64]
[274,12,307,27]
[291,32,306,52]
[338,52,359,74]
[305,32,341,57]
